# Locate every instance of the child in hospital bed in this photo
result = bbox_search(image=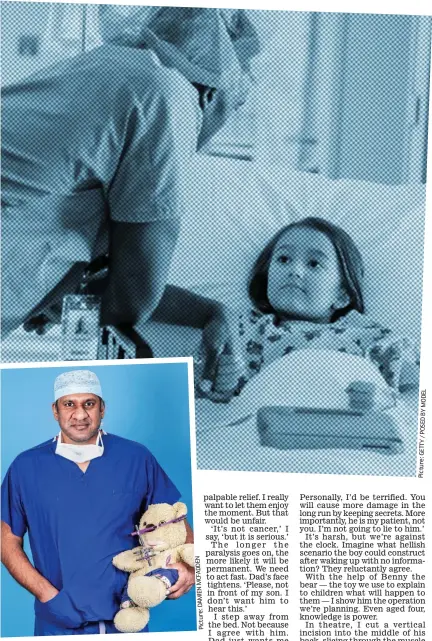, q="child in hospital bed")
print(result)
[194,216,419,402]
